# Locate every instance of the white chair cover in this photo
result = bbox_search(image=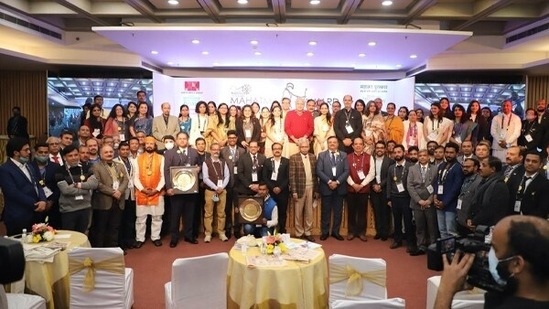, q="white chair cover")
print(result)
[68,247,134,309]
[329,254,387,305]
[2,285,46,309]
[426,276,485,309]
[164,252,229,309]
[331,297,406,309]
